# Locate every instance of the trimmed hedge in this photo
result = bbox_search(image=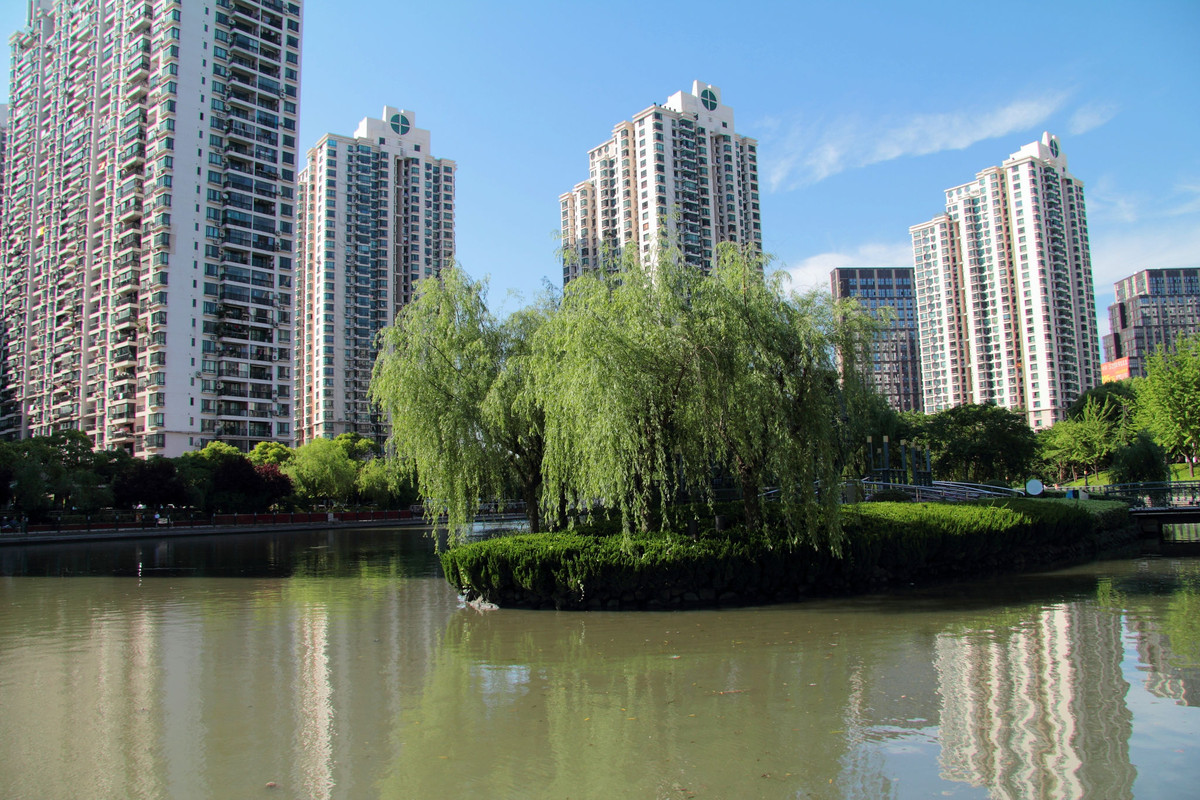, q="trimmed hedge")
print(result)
[440,499,1135,610]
